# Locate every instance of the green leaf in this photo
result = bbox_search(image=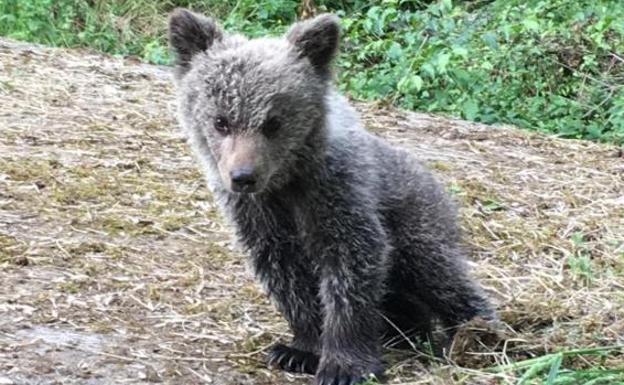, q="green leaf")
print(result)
[436,53,451,73]
[421,63,436,78]
[397,74,423,94]
[481,31,499,50]
[545,353,563,385]
[387,42,402,61]
[522,18,540,32]
[452,46,468,58]
[462,99,479,121]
